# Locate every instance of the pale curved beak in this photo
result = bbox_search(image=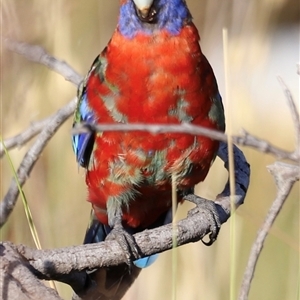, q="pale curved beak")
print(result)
[133,0,154,18]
